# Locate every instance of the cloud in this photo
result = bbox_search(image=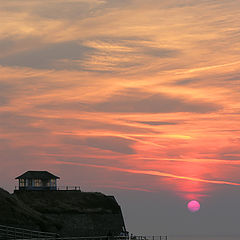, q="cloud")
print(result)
[91,89,221,113]
[34,87,220,114]
[0,36,179,72]
[0,96,8,106]
[0,38,16,57]
[142,46,179,58]
[0,112,49,134]
[0,41,94,70]
[31,0,106,20]
[218,147,240,161]
[0,0,106,16]
[80,38,180,73]
[174,78,201,86]
[0,82,20,106]
[63,136,135,154]
[55,160,240,187]
[135,121,179,126]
